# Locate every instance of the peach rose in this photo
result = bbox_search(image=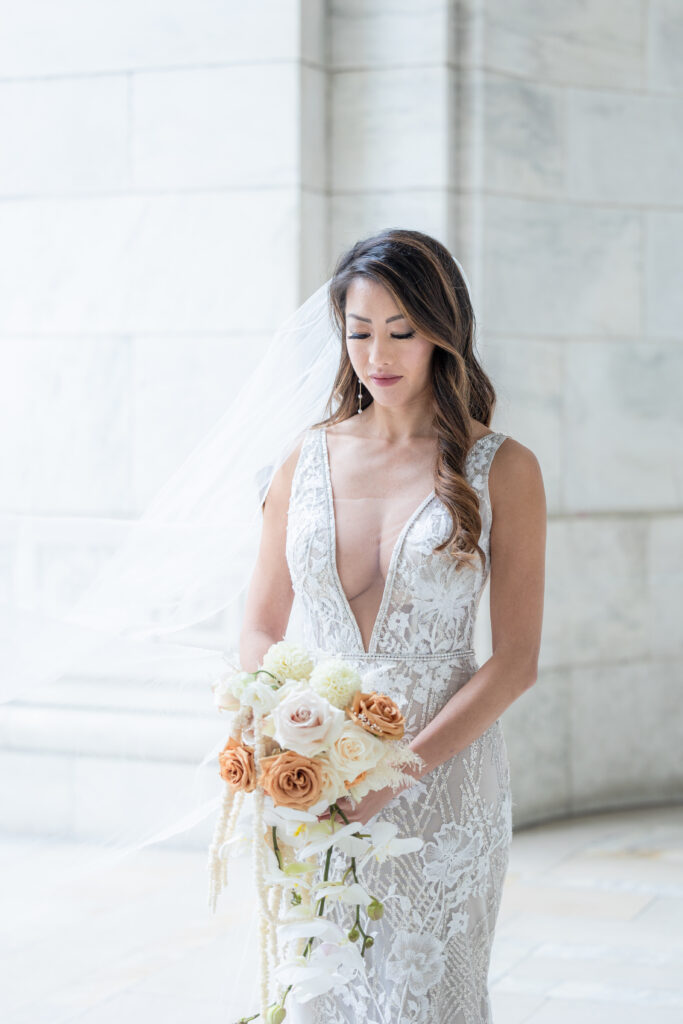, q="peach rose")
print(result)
[219,736,257,792]
[257,749,324,811]
[347,691,405,740]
